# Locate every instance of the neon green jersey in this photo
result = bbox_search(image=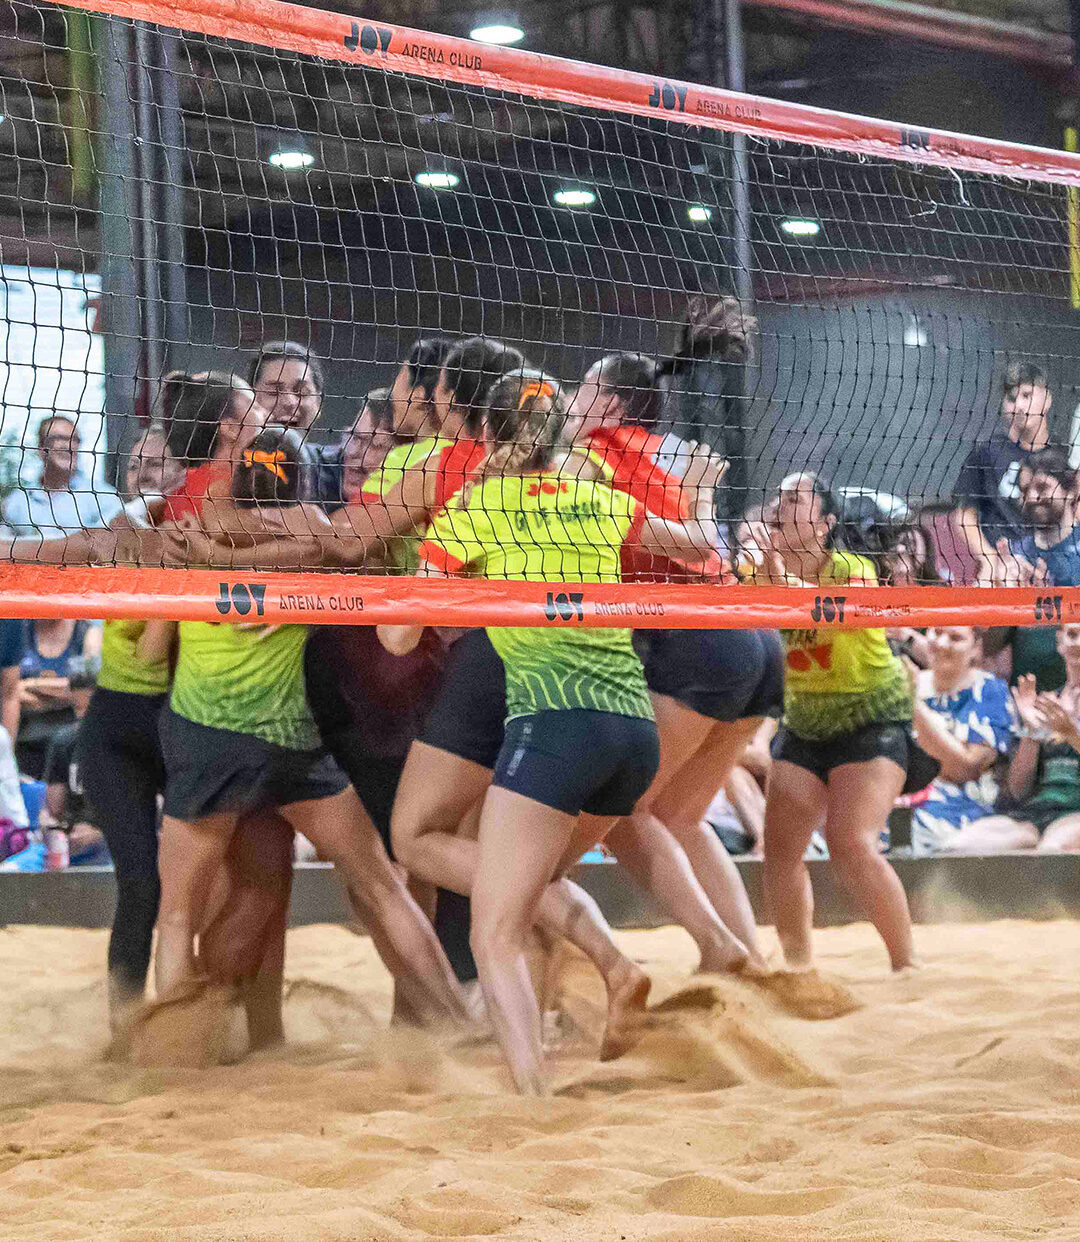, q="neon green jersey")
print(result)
[170,621,320,750]
[96,619,170,697]
[419,472,653,721]
[359,437,446,572]
[782,551,912,740]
